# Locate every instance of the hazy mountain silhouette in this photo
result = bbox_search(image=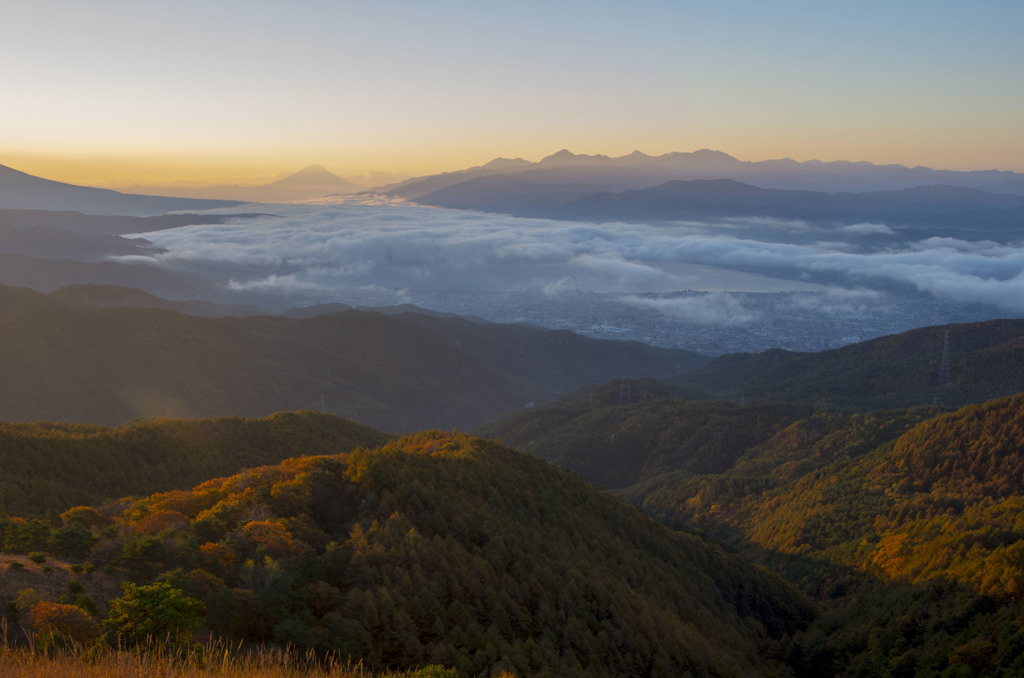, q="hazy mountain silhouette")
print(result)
[410,172,1024,235]
[0,208,244,235]
[535,180,1024,233]
[46,283,262,317]
[0,222,158,261]
[0,209,259,264]
[0,252,220,300]
[0,284,706,431]
[122,164,362,202]
[0,163,242,216]
[385,149,1024,204]
[379,156,535,199]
